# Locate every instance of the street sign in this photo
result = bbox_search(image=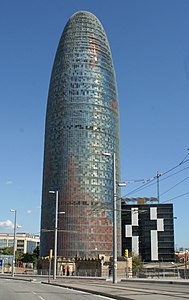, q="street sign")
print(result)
[0,259,2,267]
